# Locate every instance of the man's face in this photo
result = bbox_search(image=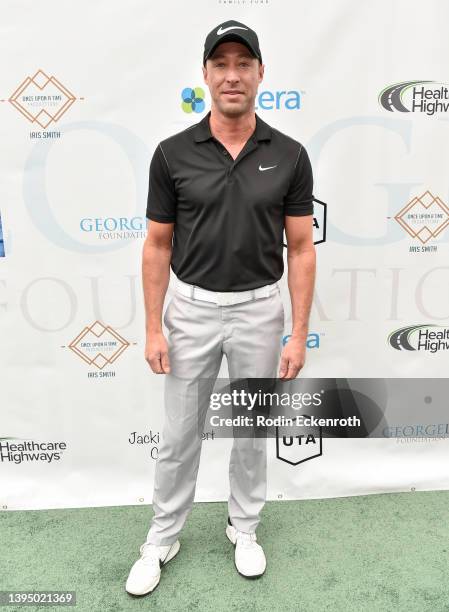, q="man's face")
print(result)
[202,41,264,117]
